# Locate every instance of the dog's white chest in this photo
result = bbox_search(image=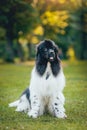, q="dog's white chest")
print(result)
[39,62,55,96]
[30,63,65,97]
